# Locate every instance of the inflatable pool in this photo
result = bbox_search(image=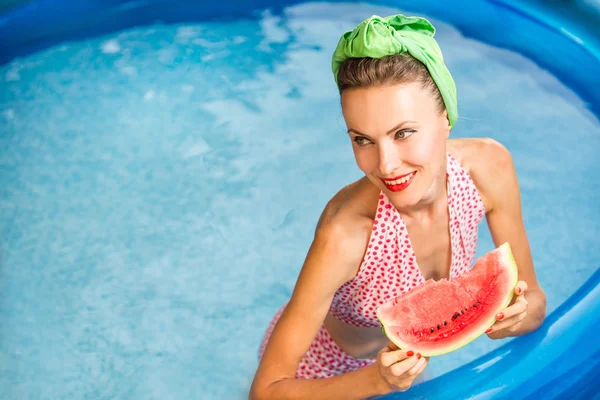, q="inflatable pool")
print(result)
[1,1,599,399]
